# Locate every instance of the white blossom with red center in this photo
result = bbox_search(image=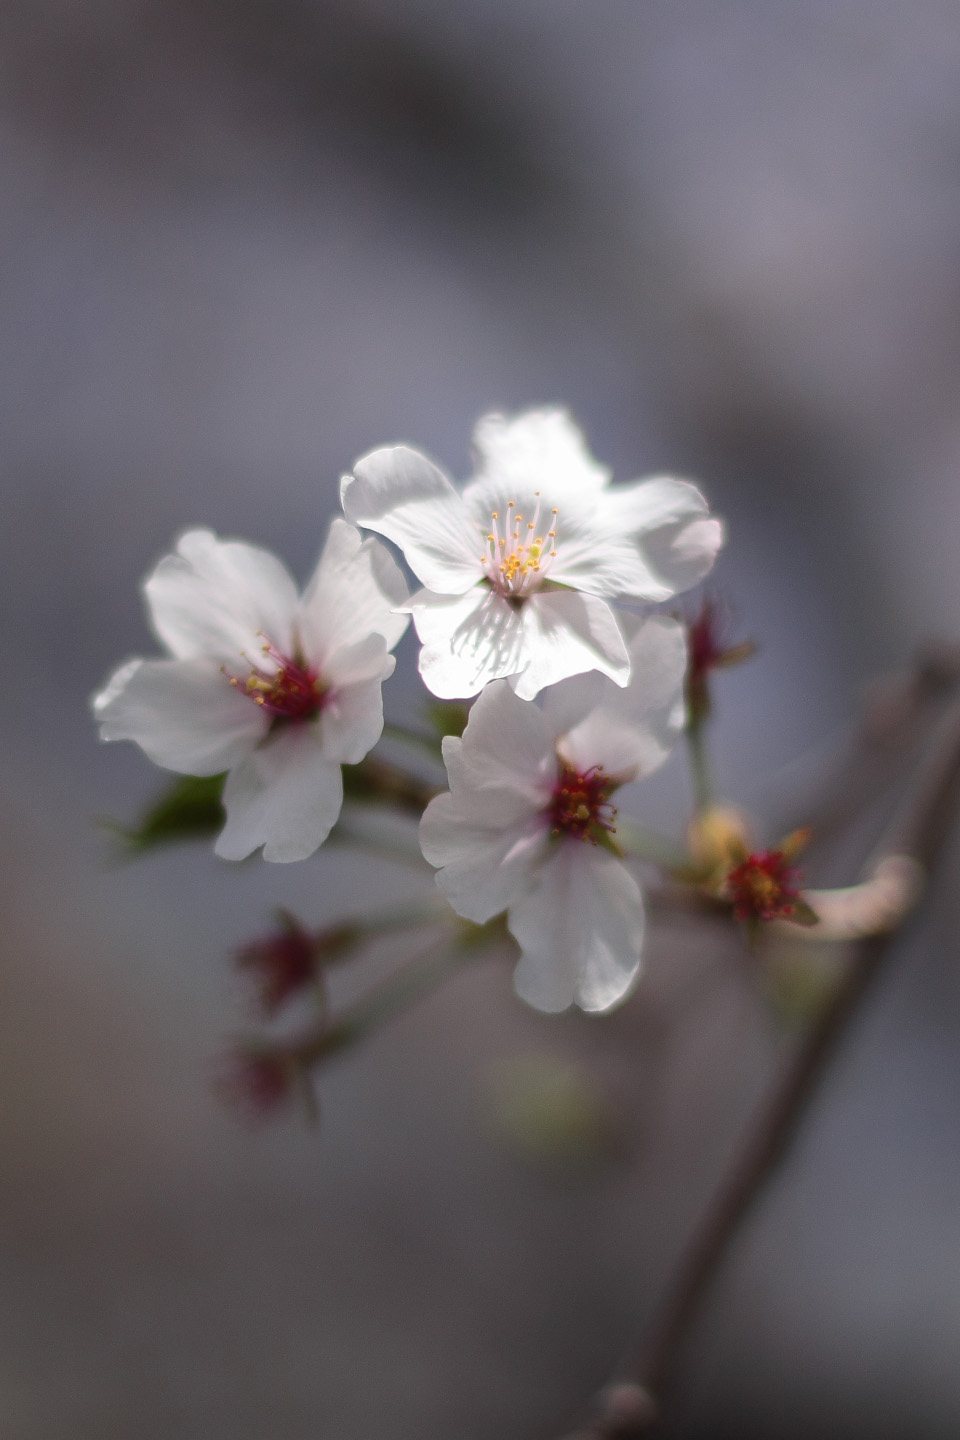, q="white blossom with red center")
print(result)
[341,408,723,701]
[93,520,408,862]
[419,615,687,1012]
